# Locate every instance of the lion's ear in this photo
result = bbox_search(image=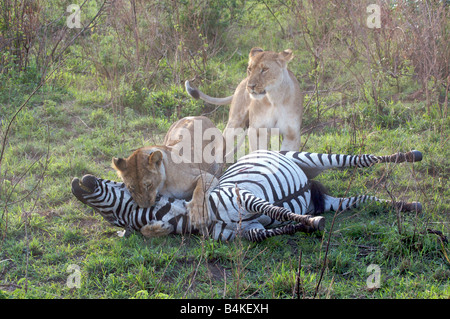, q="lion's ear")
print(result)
[279,49,293,63]
[112,157,127,171]
[249,47,264,59]
[148,150,163,167]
